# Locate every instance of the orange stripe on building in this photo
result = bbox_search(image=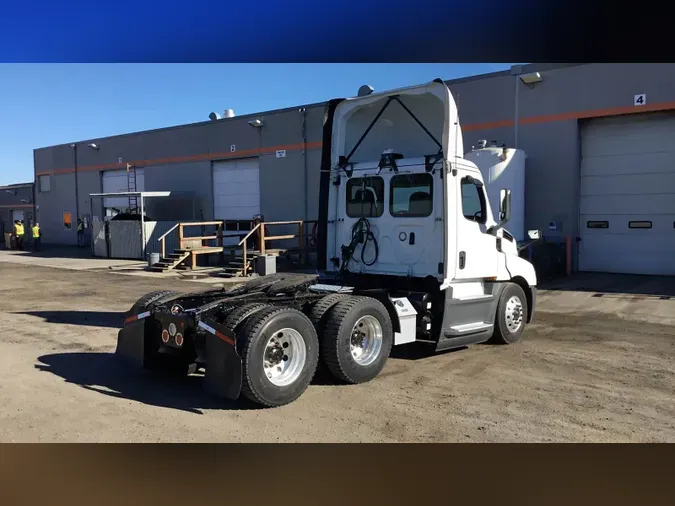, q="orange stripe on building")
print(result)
[34,101,675,178]
[463,119,515,132]
[0,204,35,209]
[35,141,323,177]
[464,101,675,131]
